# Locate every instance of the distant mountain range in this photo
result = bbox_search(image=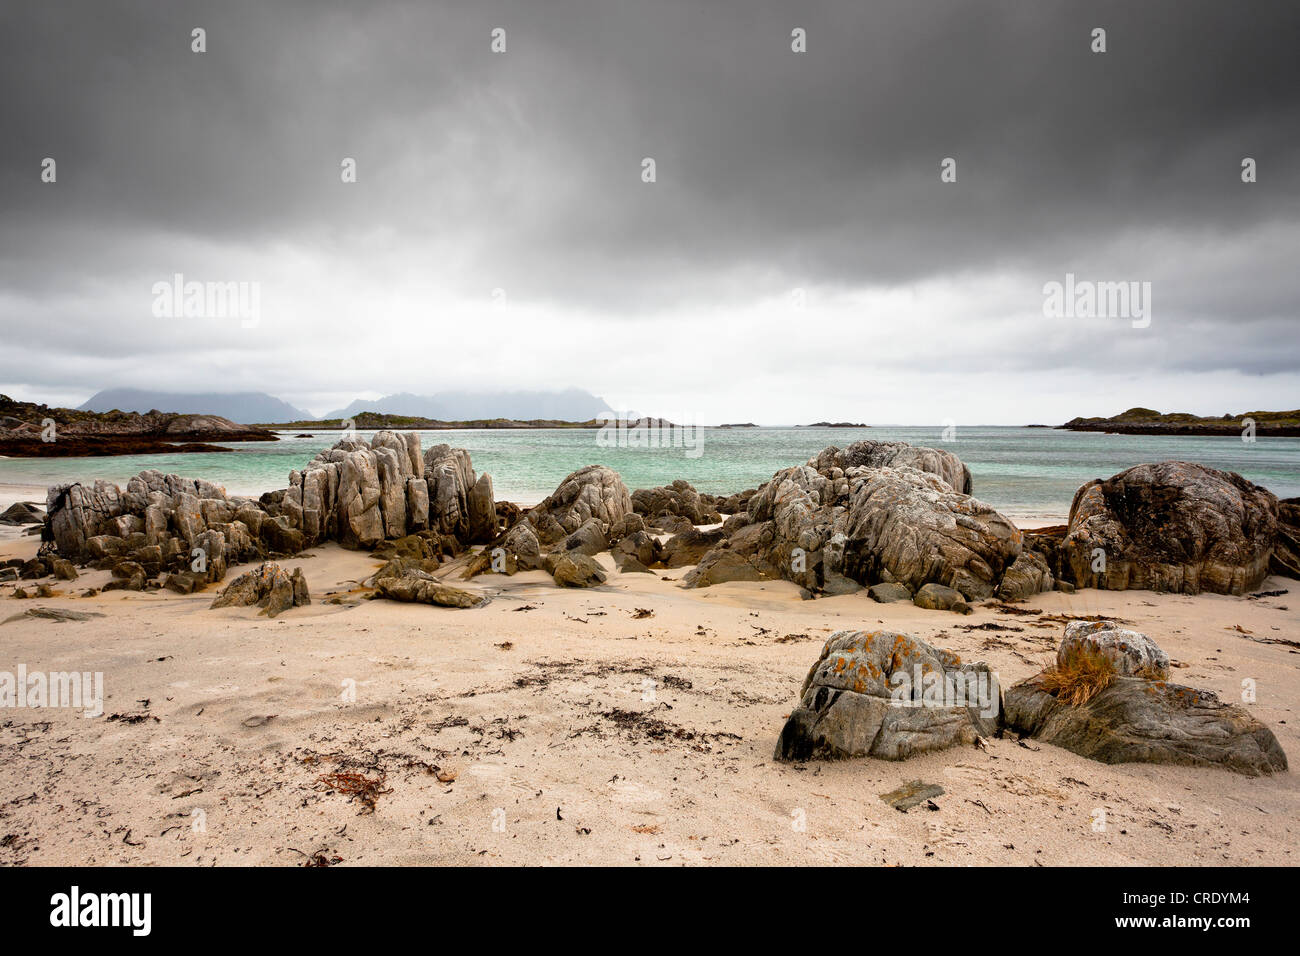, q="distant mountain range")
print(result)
[81,389,312,423]
[322,389,610,422]
[77,388,612,424]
